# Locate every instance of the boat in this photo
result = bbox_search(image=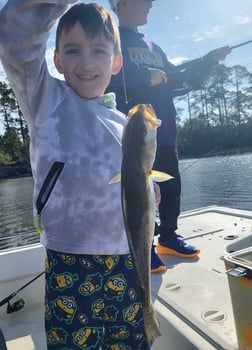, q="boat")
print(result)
[1,205,252,350]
